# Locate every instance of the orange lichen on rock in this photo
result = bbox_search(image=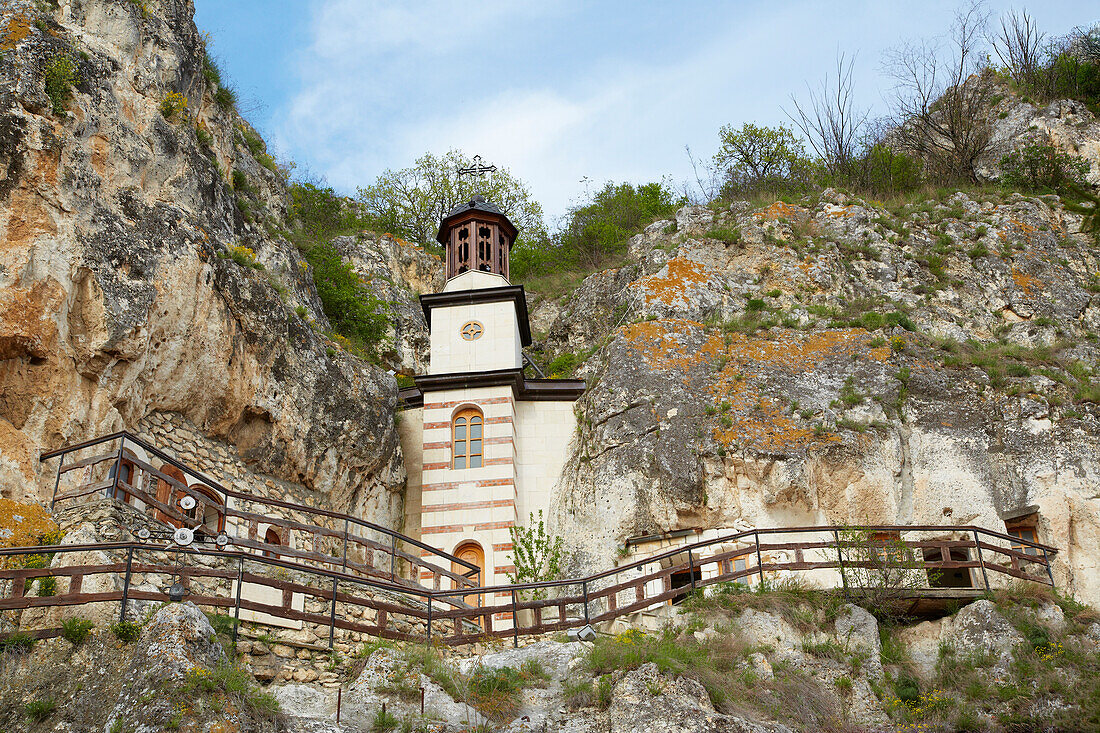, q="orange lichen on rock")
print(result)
[632,257,710,307]
[621,319,722,372]
[997,219,1038,242]
[1012,267,1043,296]
[1,10,33,50]
[0,498,60,550]
[623,321,887,453]
[753,202,807,221]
